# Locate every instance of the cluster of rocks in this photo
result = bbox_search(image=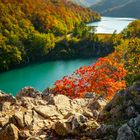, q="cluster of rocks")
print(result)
[0,81,140,140]
[0,87,107,140]
[94,81,140,140]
